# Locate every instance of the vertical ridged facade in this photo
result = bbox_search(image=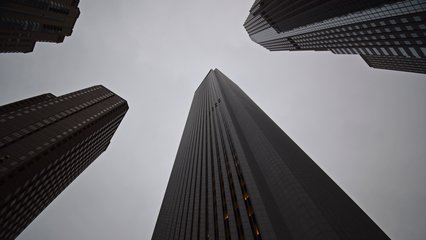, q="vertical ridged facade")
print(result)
[0,0,80,53]
[244,0,426,74]
[0,85,128,240]
[152,69,389,240]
